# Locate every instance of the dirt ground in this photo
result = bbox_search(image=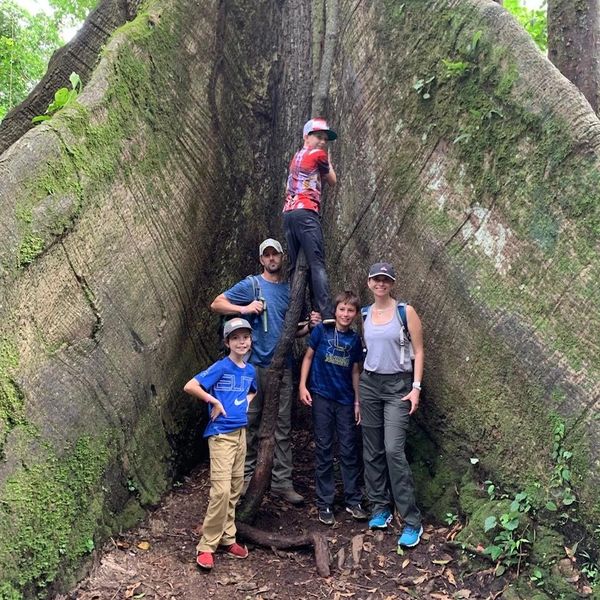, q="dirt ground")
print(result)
[60,430,514,600]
